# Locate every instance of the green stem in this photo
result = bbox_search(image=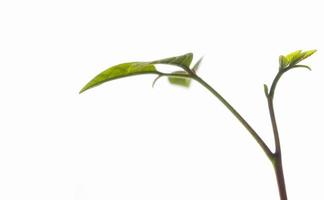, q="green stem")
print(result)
[269,71,284,99]
[190,73,273,159]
